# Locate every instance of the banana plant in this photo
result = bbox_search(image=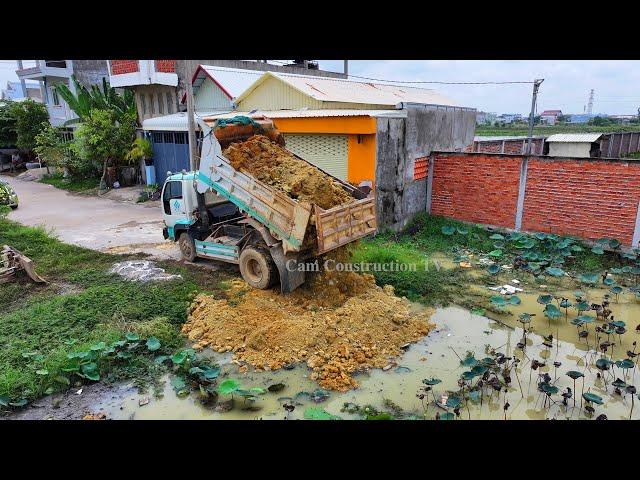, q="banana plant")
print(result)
[55,76,136,126]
